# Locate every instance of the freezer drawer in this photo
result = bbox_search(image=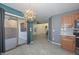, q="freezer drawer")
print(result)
[5,38,17,51]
